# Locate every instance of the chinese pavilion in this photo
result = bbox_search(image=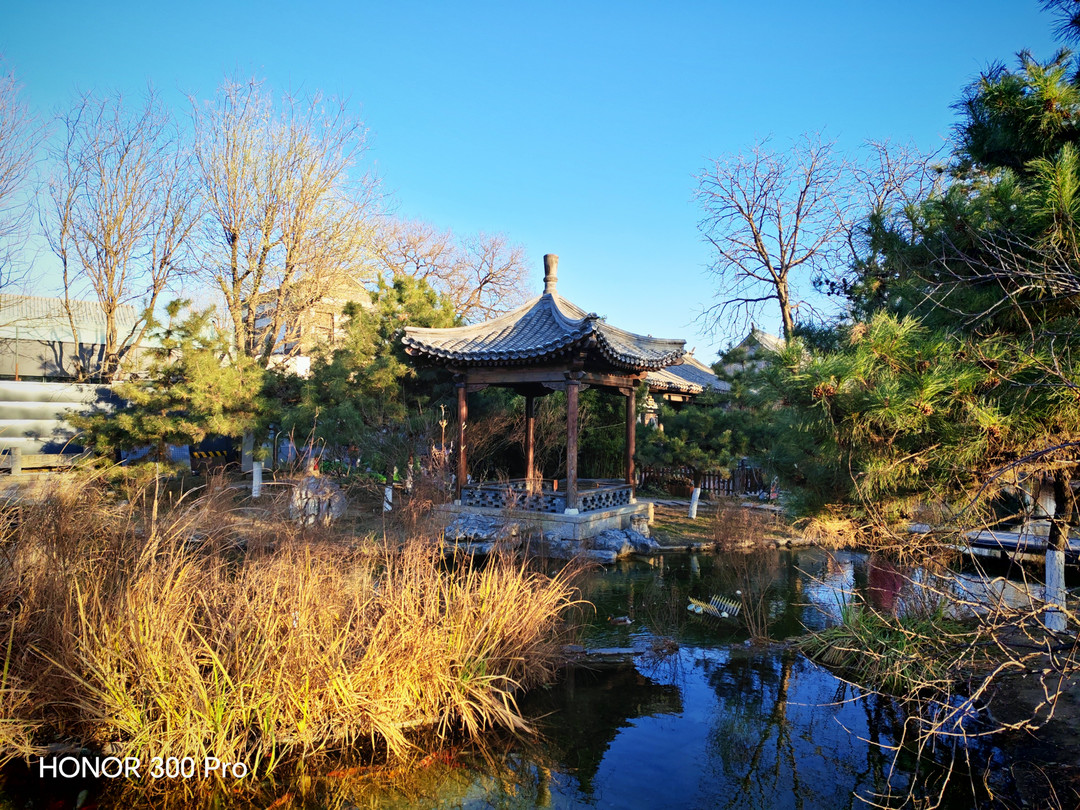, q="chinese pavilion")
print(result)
[402,254,686,532]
